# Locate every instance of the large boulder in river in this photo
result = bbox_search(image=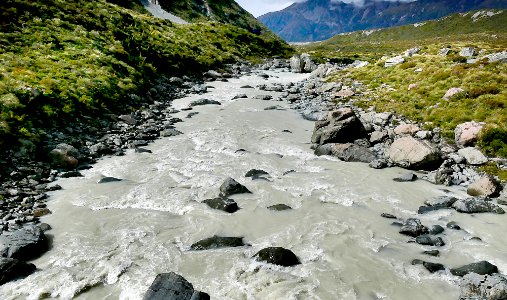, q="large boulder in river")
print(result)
[467,176,502,197]
[190,236,245,250]
[451,261,498,277]
[143,272,209,300]
[219,177,251,197]
[452,197,505,214]
[459,273,507,300]
[0,257,36,285]
[254,247,300,267]
[329,143,376,163]
[290,53,317,73]
[387,137,442,170]
[455,122,484,146]
[48,143,80,169]
[202,198,239,213]
[0,225,49,261]
[311,108,366,145]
